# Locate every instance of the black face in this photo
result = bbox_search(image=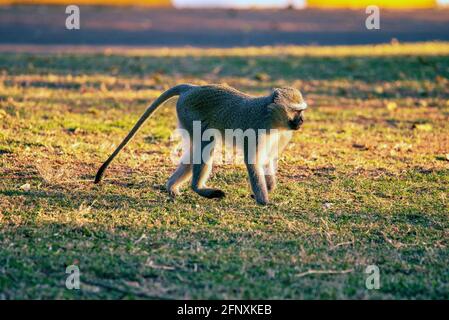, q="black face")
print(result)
[288,112,304,130]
